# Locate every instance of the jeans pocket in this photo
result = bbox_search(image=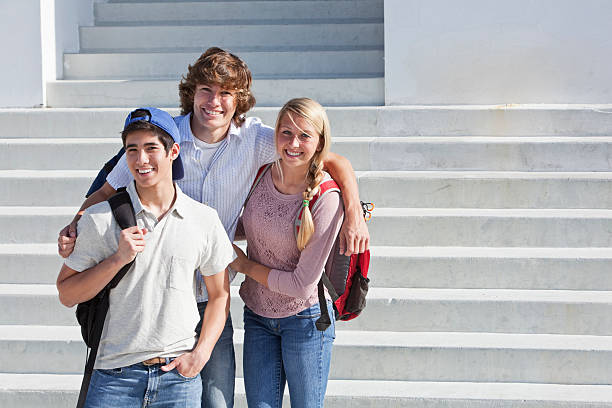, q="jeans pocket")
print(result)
[175,369,200,381]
